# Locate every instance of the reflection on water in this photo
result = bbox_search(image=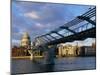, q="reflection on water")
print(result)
[45,64,55,72]
[11,57,96,74]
